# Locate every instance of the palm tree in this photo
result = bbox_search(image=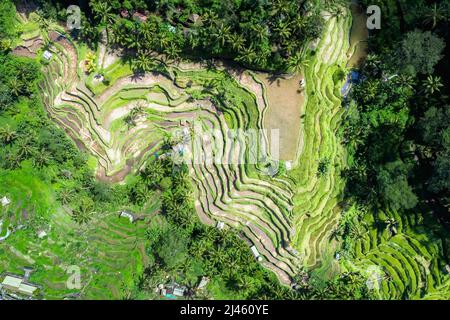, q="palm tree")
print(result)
[272,285,288,300]
[292,15,307,32]
[253,52,268,67]
[17,139,35,160]
[58,188,75,205]
[124,114,136,128]
[168,44,182,61]
[126,33,143,51]
[188,32,200,49]
[130,182,153,205]
[210,245,227,267]
[229,33,245,51]
[156,32,170,51]
[274,20,291,42]
[8,78,23,96]
[202,9,218,27]
[364,53,381,75]
[328,6,345,21]
[133,51,154,72]
[90,0,116,45]
[141,21,156,42]
[5,152,21,169]
[214,23,231,47]
[141,161,165,187]
[322,0,347,11]
[251,24,268,43]
[329,227,342,241]
[72,200,96,224]
[85,51,97,74]
[0,125,17,144]
[395,74,415,91]
[236,46,257,65]
[123,103,145,128]
[349,224,365,241]
[269,0,288,17]
[422,75,443,95]
[423,3,449,29]
[33,149,52,168]
[287,50,309,74]
[311,285,328,300]
[36,10,50,32]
